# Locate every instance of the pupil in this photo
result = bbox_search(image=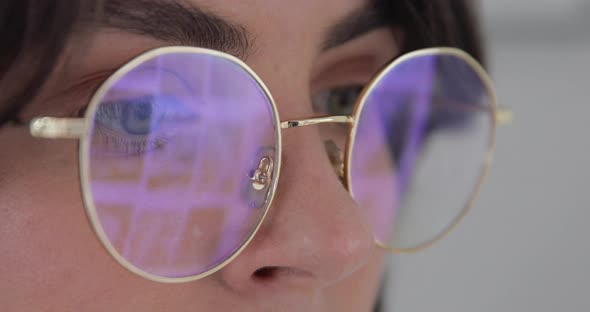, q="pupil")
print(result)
[134,100,152,120]
[122,97,156,135]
